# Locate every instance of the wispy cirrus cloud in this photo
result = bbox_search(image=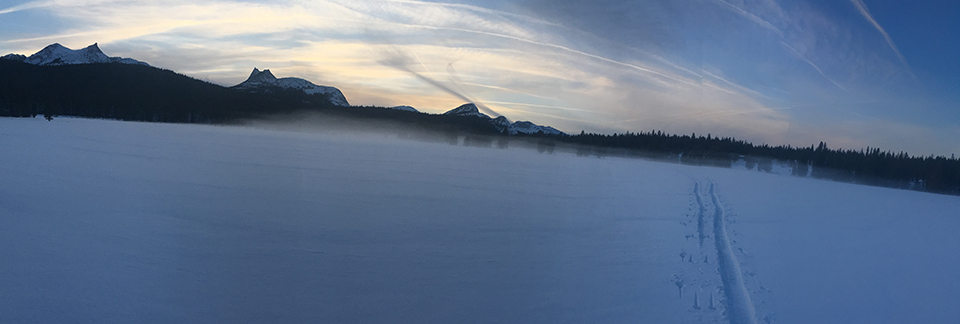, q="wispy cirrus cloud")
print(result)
[707,0,783,37]
[0,0,85,15]
[848,0,907,68]
[0,0,954,155]
[779,41,847,91]
[1,0,784,128]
